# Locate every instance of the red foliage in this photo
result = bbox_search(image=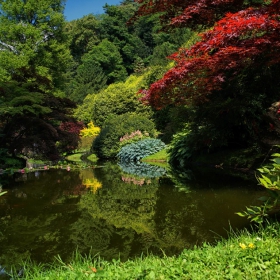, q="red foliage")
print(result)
[59,121,84,135]
[138,0,280,109]
[133,0,263,28]
[58,121,84,152]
